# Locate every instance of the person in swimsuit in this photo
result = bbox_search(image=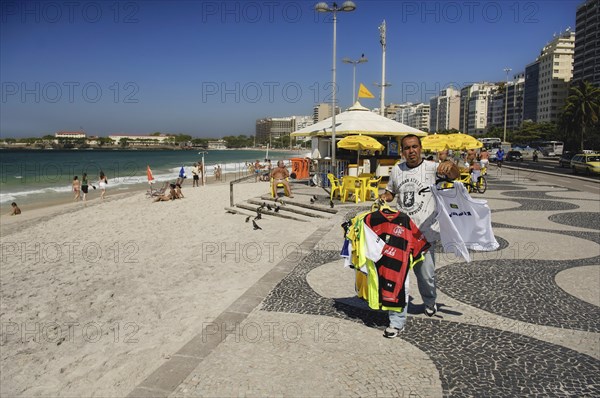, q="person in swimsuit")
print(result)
[72,176,81,201]
[81,173,94,204]
[270,160,294,197]
[99,171,108,200]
